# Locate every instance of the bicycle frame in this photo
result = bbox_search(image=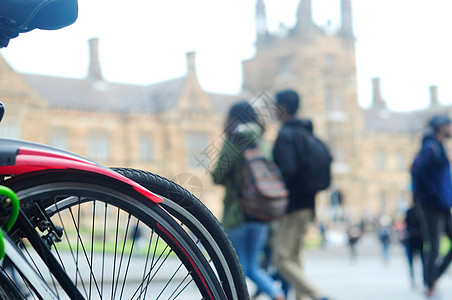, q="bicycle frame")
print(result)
[0,138,163,203]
